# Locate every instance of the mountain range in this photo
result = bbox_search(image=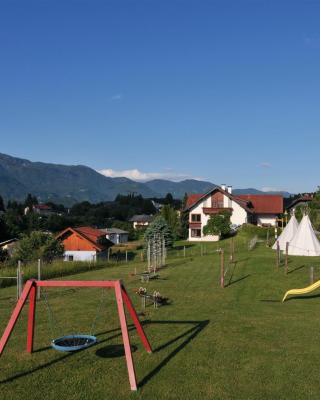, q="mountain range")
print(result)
[0,153,291,205]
